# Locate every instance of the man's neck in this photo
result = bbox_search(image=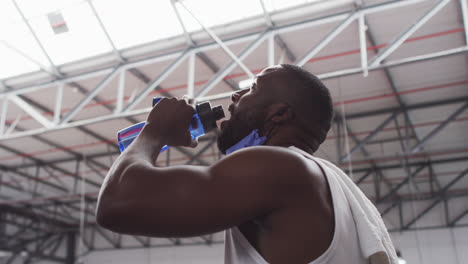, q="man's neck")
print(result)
[264,140,316,155]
